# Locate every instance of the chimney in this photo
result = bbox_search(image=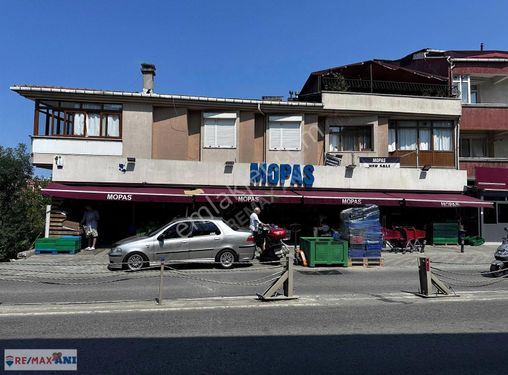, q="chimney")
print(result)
[480,42,484,51]
[141,63,156,93]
